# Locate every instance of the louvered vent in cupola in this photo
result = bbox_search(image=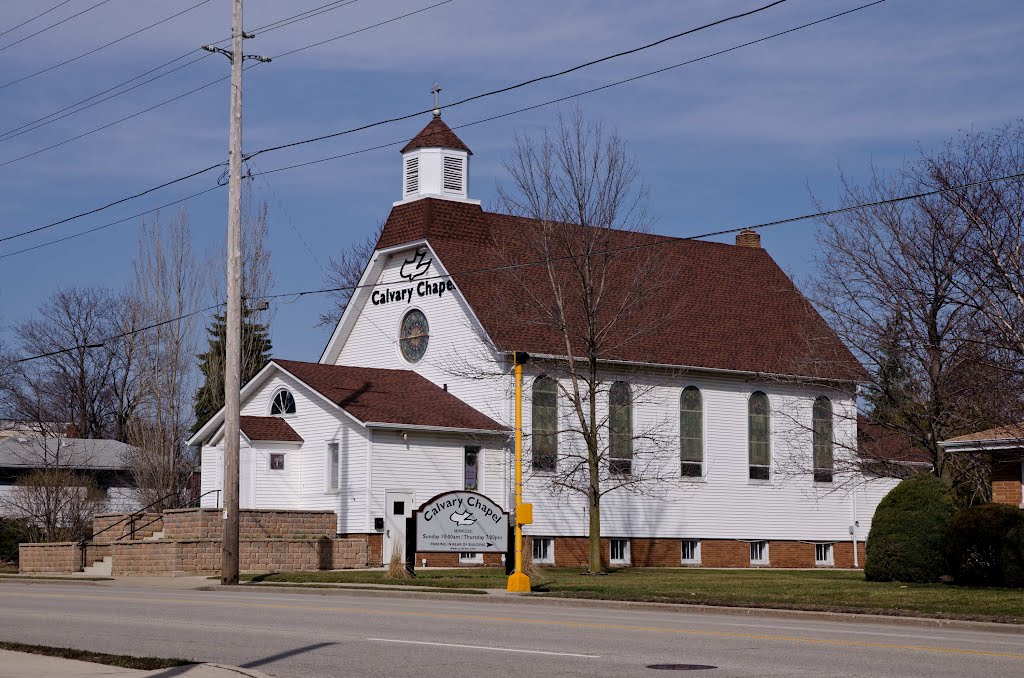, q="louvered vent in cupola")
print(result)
[443,155,464,193]
[404,155,420,196]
